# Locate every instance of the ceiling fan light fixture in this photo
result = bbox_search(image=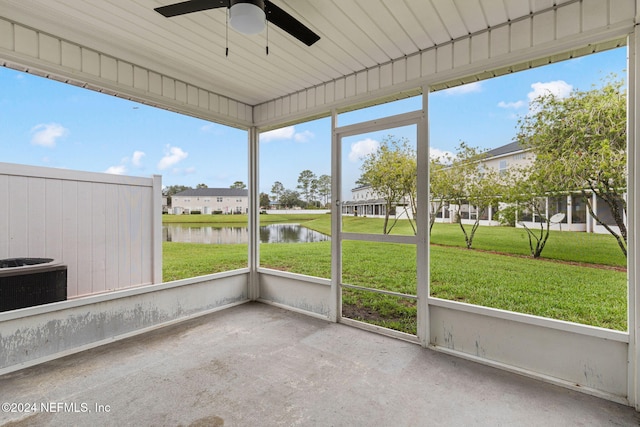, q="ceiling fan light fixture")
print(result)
[229,0,266,35]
